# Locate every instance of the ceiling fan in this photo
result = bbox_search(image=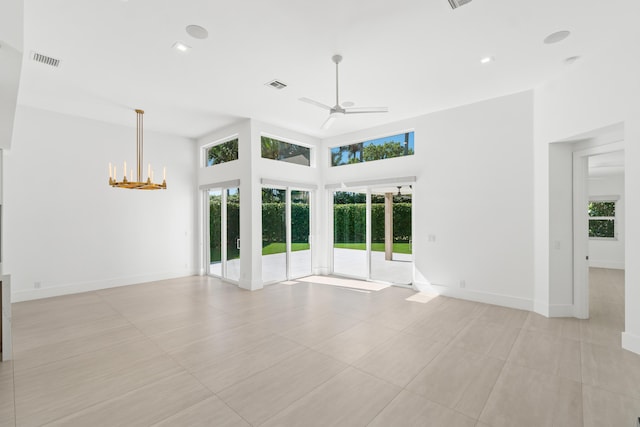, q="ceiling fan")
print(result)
[300,54,389,130]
